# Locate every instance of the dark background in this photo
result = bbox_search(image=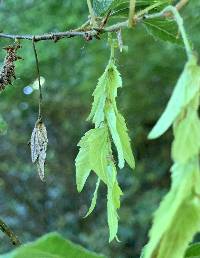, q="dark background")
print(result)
[0,1,199,257]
